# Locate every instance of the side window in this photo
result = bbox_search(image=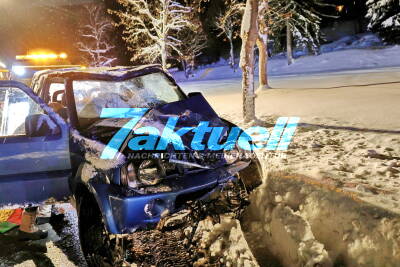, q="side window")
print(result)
[49,83,65,103]
[0,87,43,136]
